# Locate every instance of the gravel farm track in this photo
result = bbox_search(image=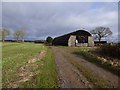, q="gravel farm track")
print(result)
[52,47,119,88]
